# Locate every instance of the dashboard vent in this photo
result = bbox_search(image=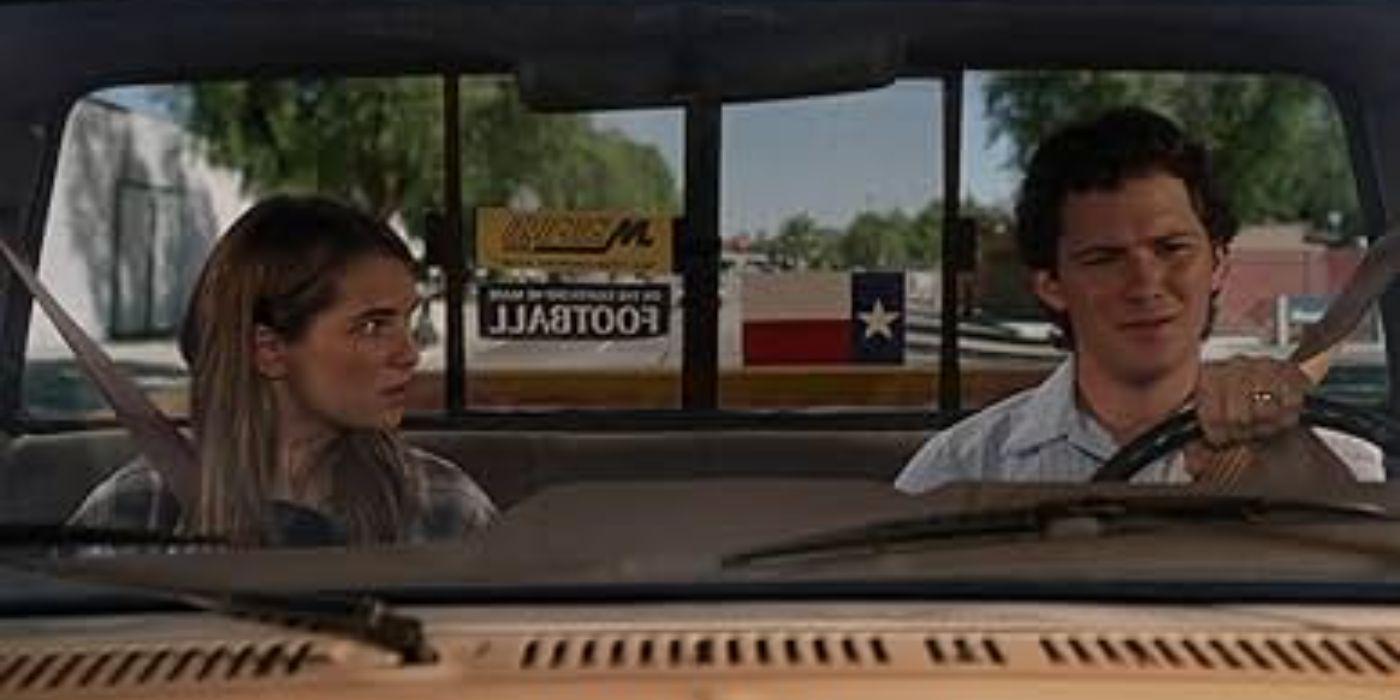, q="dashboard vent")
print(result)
[519,633,891,672]
[1038,634,1400,676]
[0,640,326,694]
[923,634,1006,667]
